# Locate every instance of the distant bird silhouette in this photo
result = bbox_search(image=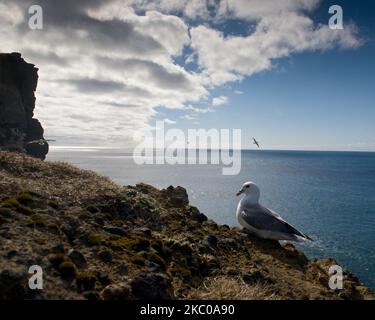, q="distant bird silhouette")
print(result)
[253,137,260,148]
